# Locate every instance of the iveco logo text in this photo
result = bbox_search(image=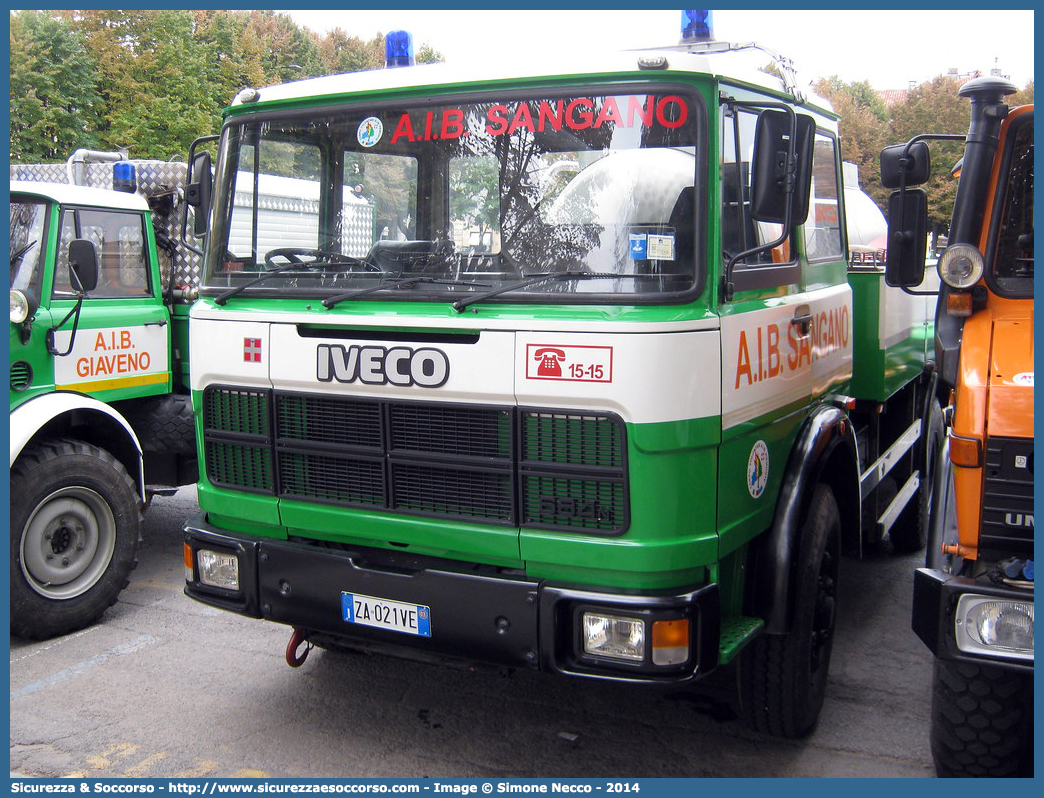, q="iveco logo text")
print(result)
[317,344,449,387]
